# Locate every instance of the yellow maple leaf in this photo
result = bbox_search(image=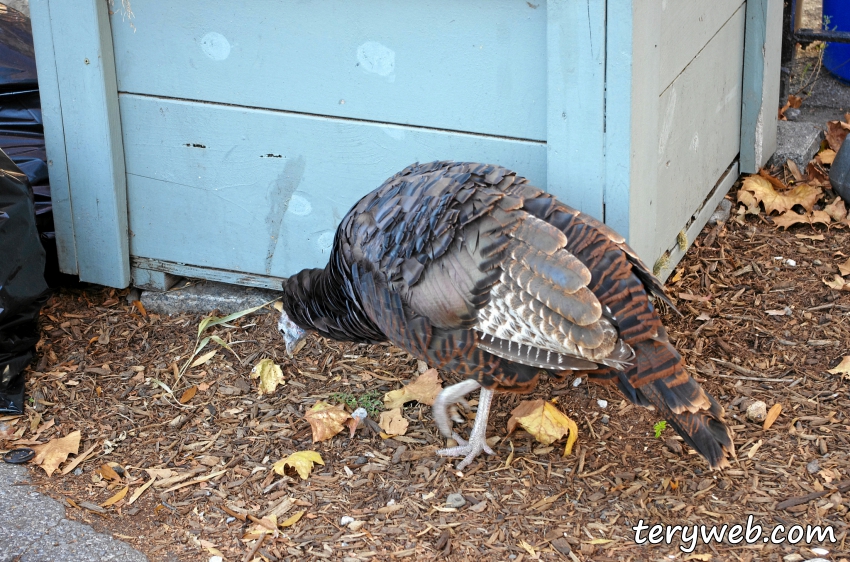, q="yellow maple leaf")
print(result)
[384,369,442,408]
[507,400,578,454]
[273,451,324,480]
[250,358,285,396]
[304,401,350,442]
[378,408,409,436]
[828,356,850,375]
[737,175,822,215]
[31,430,81,476]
